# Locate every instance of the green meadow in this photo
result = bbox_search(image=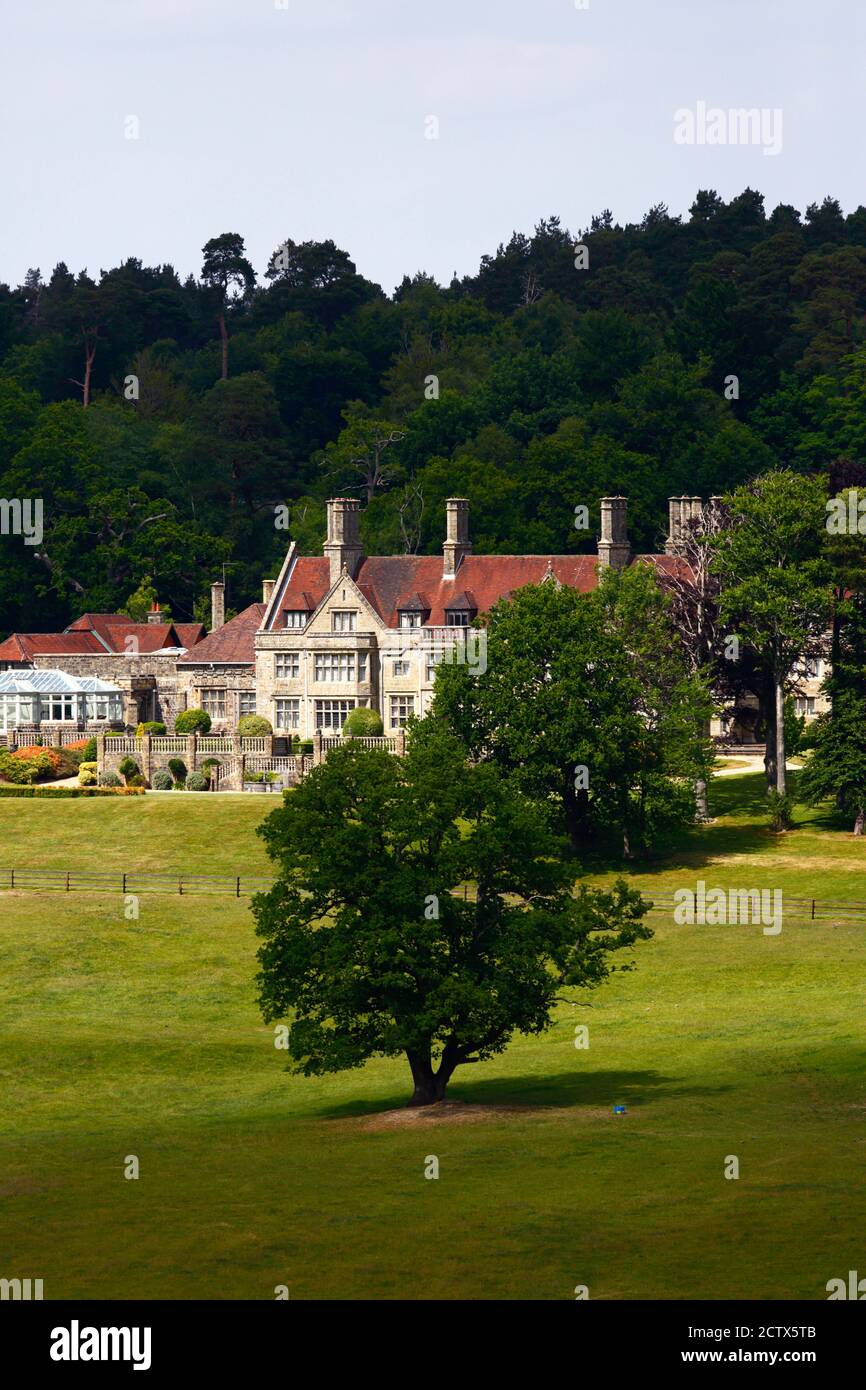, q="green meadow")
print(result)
[1,776,863,1300]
